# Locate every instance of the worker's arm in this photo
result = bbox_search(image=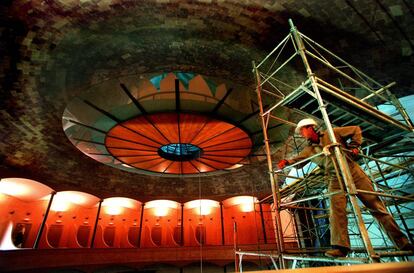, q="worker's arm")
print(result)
[333,126,362,157]
[278,146,314,169]
[288,146,314,164]
[334,126,362,148]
